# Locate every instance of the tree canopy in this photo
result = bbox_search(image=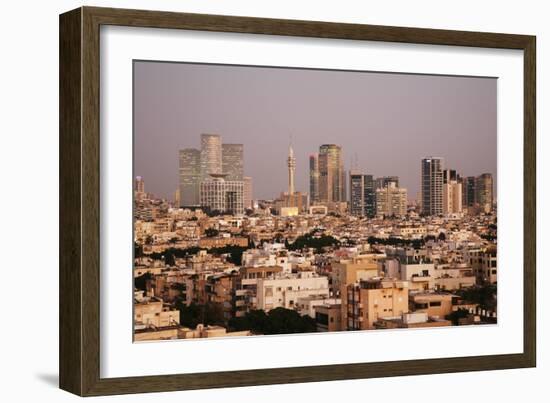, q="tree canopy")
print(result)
[287,233,340,252]
[229,308,317,335]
